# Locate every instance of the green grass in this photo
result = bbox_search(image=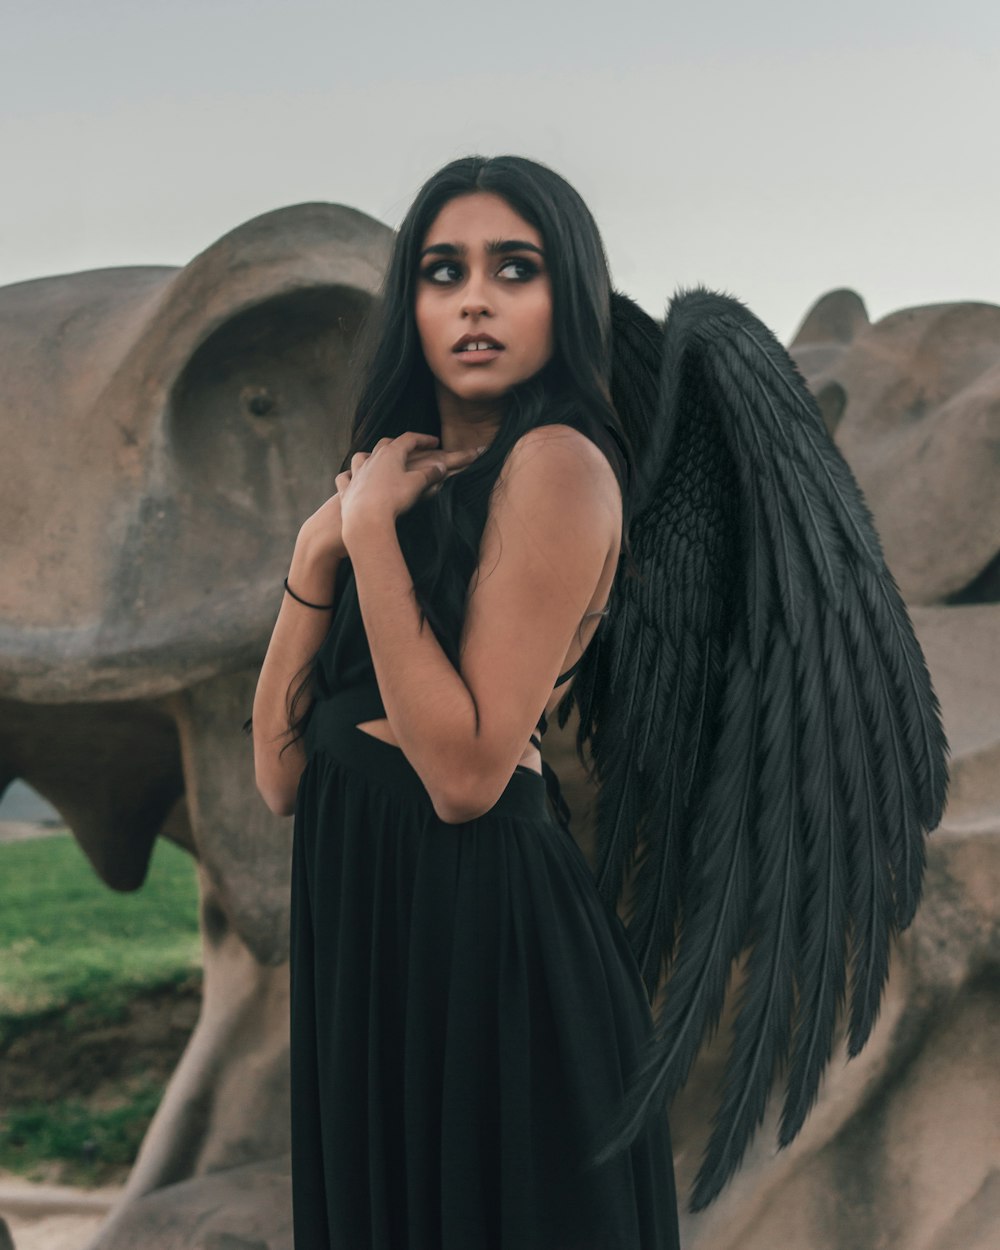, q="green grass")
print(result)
[0,831,203,1182]
[0,1079,164,1184]
[0,832,202,1029]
